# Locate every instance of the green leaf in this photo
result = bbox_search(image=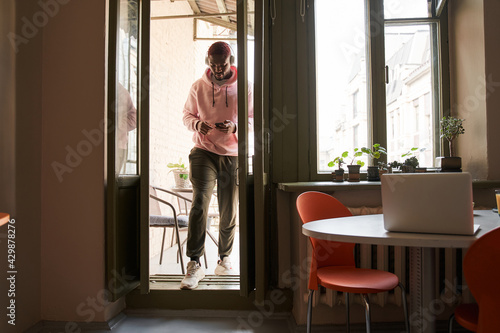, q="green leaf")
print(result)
[168,158,187,170]
[328,161,334,168]
[342,151,349,158]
